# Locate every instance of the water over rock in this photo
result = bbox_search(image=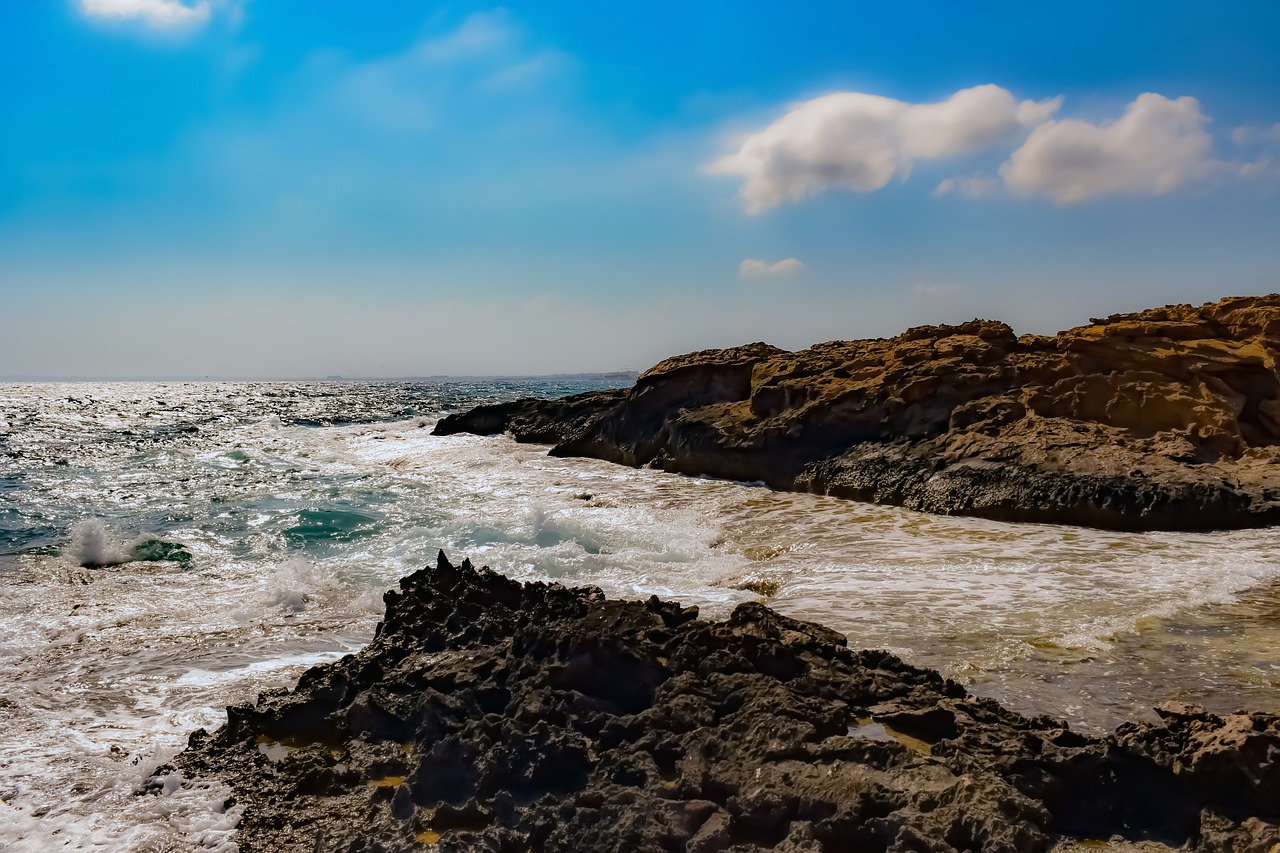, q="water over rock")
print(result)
[168,553,1280,851]
[434,295,1280,530]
